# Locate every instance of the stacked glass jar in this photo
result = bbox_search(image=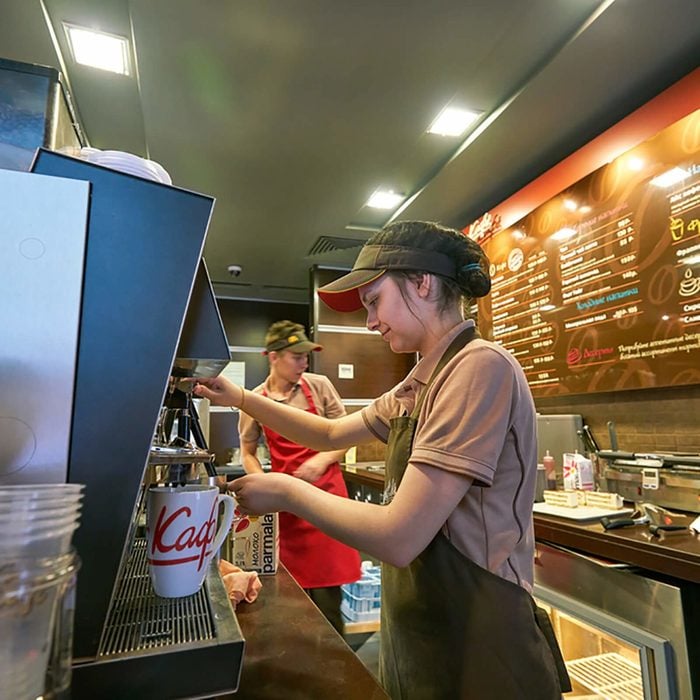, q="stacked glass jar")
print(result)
[0,484,83,700]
